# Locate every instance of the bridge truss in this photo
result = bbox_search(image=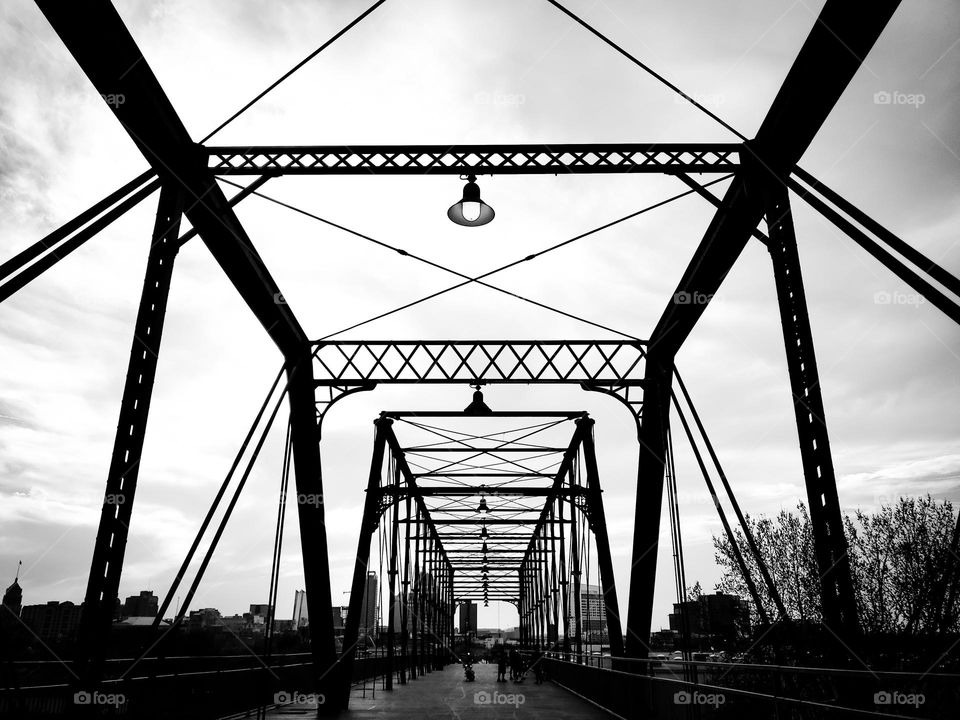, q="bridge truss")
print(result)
[337,411,621,704]
[3,0,958,715]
